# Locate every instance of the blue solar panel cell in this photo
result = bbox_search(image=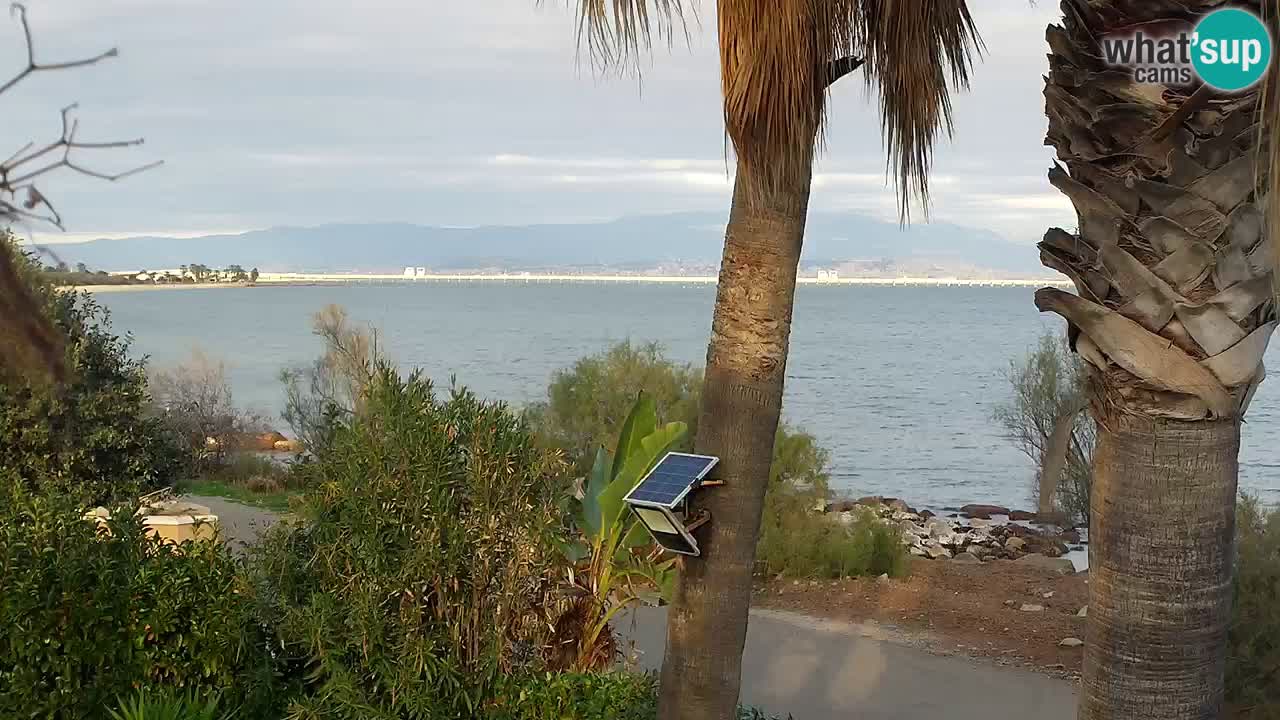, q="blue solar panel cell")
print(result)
[625,453,718,507]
